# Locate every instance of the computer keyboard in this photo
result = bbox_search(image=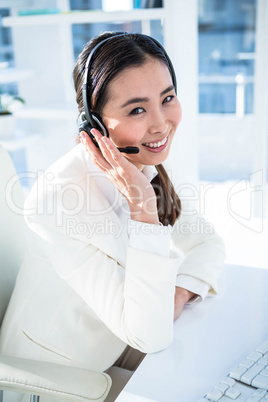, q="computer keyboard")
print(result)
[200,338,268,401]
